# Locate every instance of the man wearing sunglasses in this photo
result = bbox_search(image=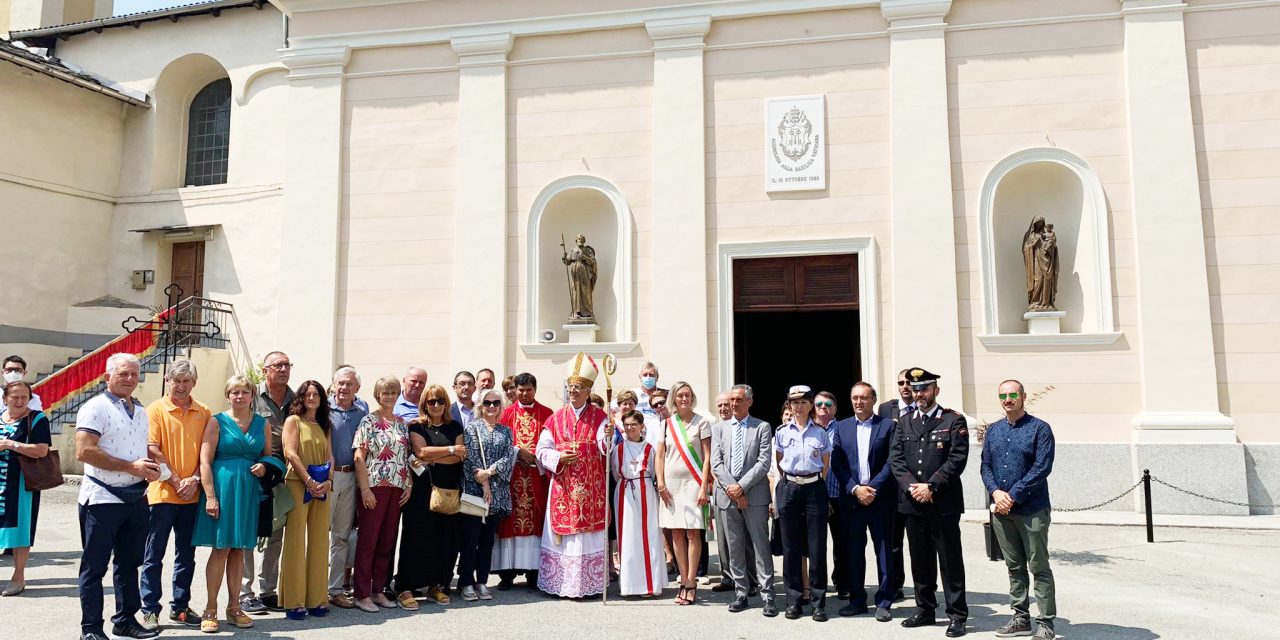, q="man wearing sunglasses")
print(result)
[877,368,915,603]
[890,368,969,638]
[813,391,847,600]
[241,351,295,614]
[981,380,1057,640]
